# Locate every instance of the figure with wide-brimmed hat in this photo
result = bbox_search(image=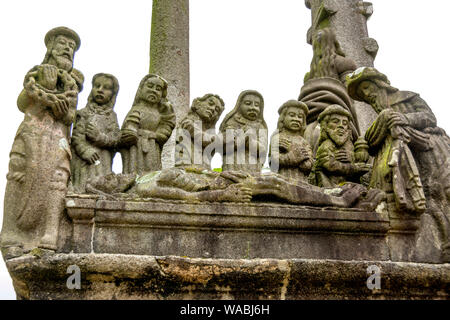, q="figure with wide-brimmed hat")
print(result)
[1,27,84,258]
[347,67,450,262]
